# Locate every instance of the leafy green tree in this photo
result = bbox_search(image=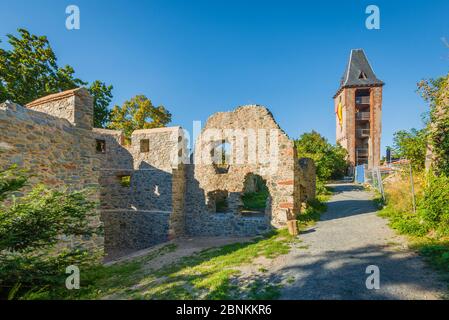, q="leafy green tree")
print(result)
[418,74,449,175]
[0,29,84,104]
[88,80,113,128]
[392,128,427,171]
[0,28,113,128]
[108,95,172,141]
[294,131,348,182]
